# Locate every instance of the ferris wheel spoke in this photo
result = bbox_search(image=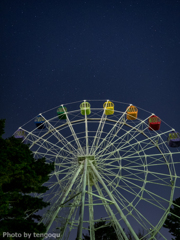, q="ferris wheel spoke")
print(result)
[98,147,121,165]
[111,191,155,235]
[101,149,172,179]
[116,195,153,232]
[122,168,147,183]
[54,169,75,181]
[93,111,128,156]
[123,164,175,179]
[98,172,158,239]
[21,128,60,155]
[142,188,169,211]
[54,162,76,170]
[41,114,79,156]
[46,192,62,207]
[95,129,145,159]
[121,177,173,205]
[90,110,107,155]
[114,185,142,212]
[32,151,74,165]
[115,127,149,156]
[43,176,62,189]
[102,180,145,221]
[118,178,144,203]
[122,174,171,188]
[121,139,157,159]
[99,111,127,150]
[123,156,176,177]
[22,127,77,160]
[122,151,174,161]
[97,126,171,161]
[118,135,171,164]
[98,165,121,175]
[121,151,145,169]
[121,141,168,161]
[119,129,171,154]
[102,130,150,161]
[125,205,156,237]
[62,105,84,155]
[102,141,154,161]
[84,107,89,155]
[109,177,153,209]
[46,178,68,196]
[55,153,76,164]
[96,116,150,157]
[97,166,123,188]
[126,186,166,213]
[113,177,167,214]
[120,146,155,163]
